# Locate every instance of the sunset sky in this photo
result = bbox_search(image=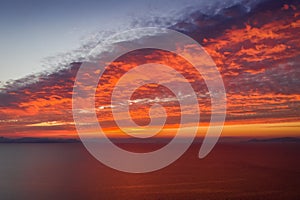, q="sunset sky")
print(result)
[0,0,299,138]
